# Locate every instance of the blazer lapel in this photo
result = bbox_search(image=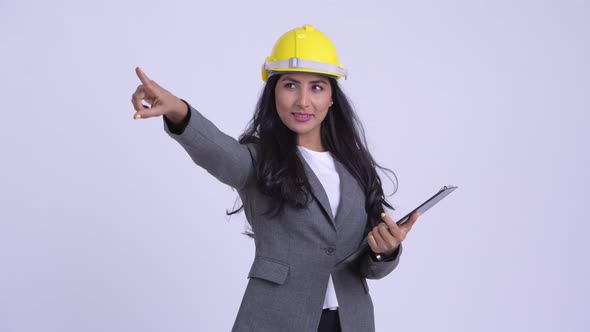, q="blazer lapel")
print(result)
[298,154,336,227]
[298,152,360,231]
[333,159,356,230]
